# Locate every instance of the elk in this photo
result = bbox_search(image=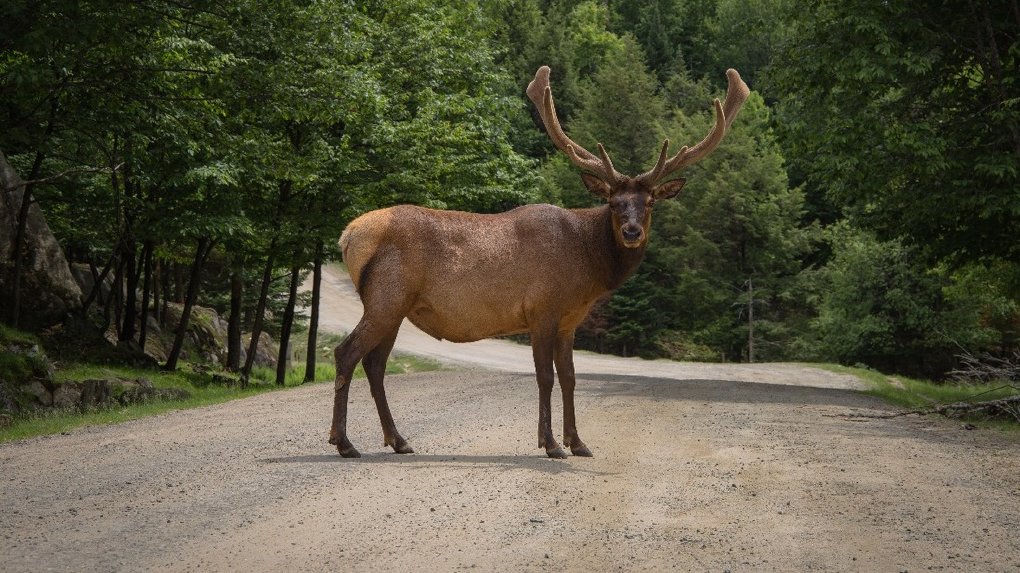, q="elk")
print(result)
[330,65,749,458]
